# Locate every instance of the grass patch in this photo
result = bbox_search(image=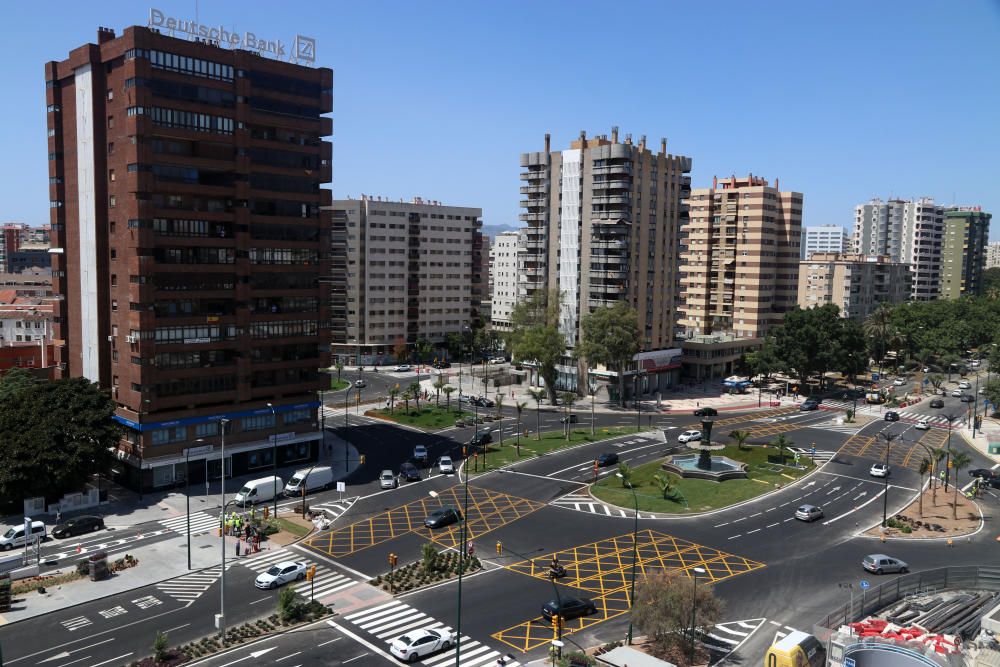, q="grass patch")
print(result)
[274,517,311,538]
[592,444,814,515]
[468,427,650,473]
[371,404,473,429]
[329,378,349,391]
